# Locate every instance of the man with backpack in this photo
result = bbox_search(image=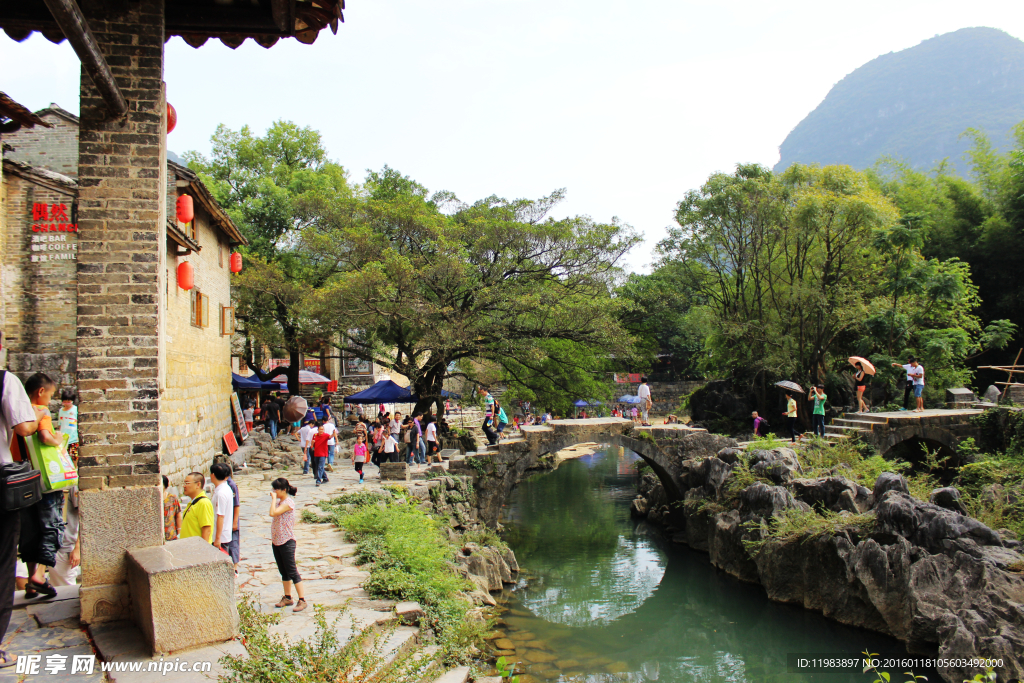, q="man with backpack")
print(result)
[0,353,45,669]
